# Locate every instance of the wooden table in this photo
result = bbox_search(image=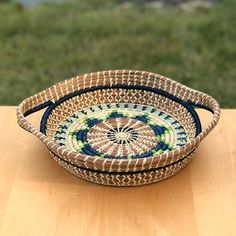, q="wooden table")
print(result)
[0,107,235,236]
